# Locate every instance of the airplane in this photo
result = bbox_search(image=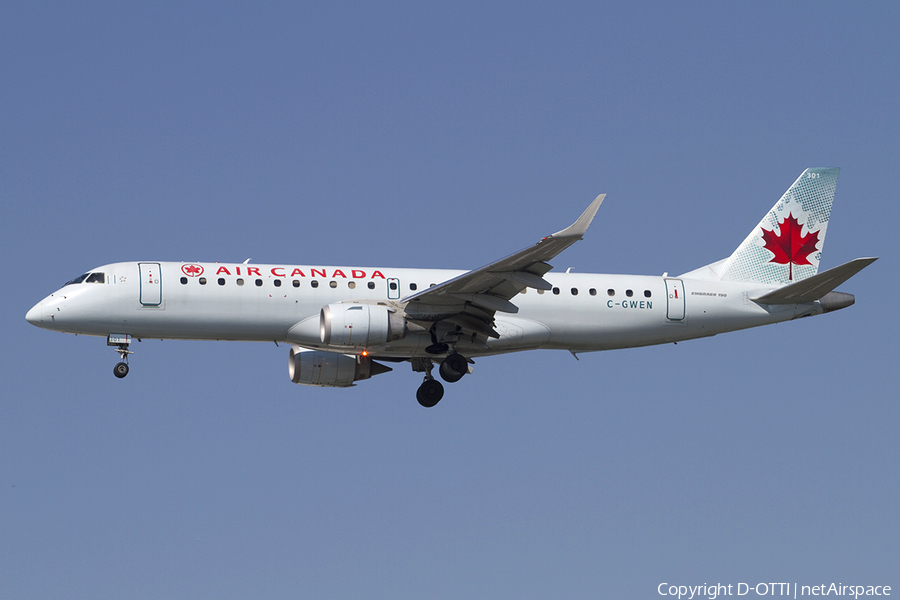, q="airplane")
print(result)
[26,168,876,407]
